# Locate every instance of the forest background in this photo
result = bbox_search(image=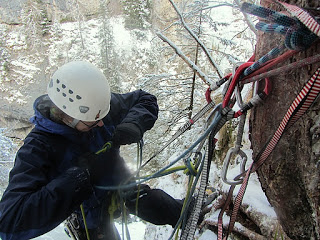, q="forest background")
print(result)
[0,0,319,239]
